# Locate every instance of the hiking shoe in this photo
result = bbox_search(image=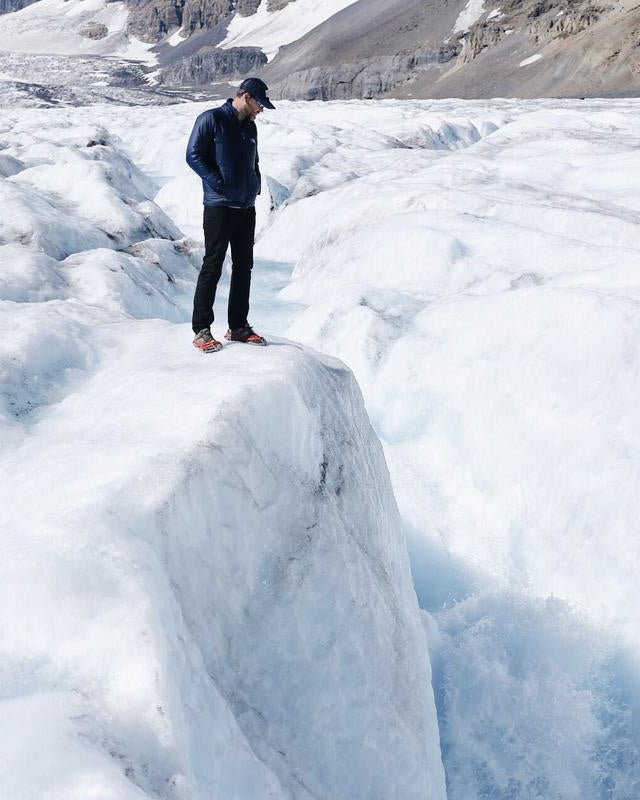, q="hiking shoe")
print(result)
[224,325,267,346]
[193,328,223,353]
